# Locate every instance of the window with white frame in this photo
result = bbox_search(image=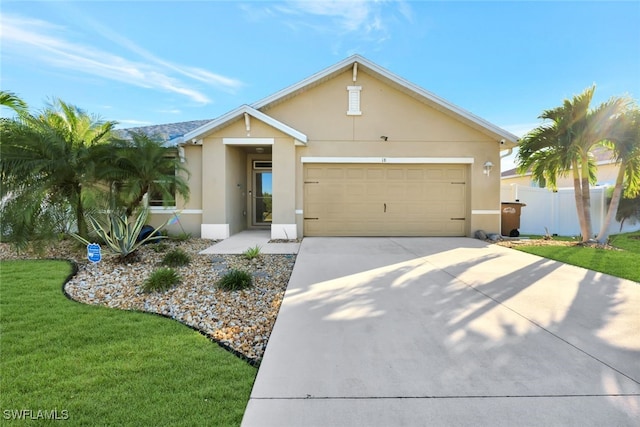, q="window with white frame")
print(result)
[149,158,177,207]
